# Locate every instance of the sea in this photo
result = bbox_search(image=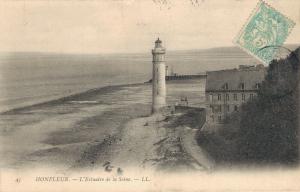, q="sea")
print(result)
[0,47,259,113]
